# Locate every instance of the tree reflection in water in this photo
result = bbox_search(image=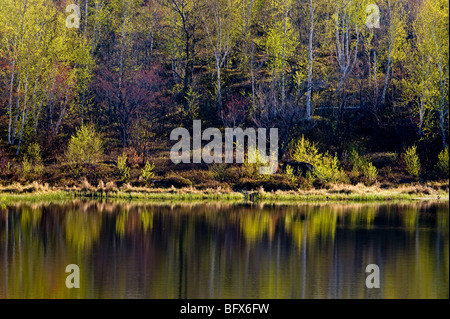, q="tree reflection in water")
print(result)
[0,201,447,298]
